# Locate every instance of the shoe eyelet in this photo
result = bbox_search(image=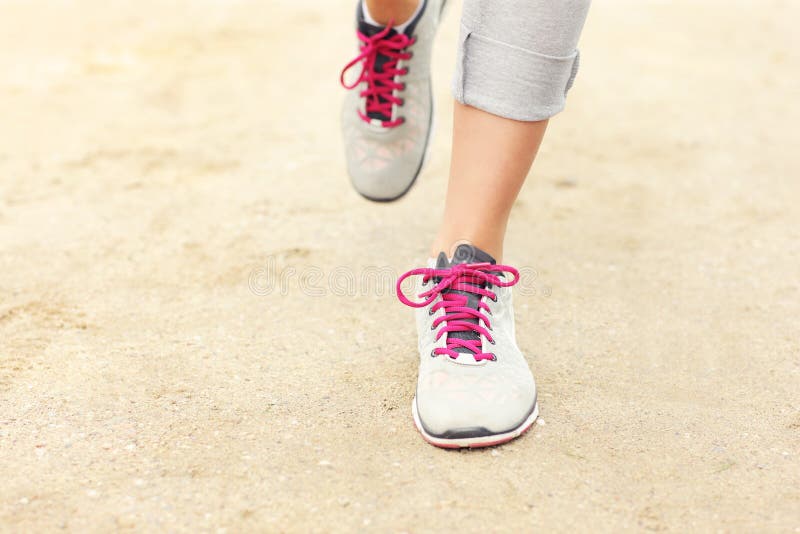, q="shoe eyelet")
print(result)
[430,350,437,358]
[488,338,496,345]
[399,117,406,125]
[490,354,497,361]
[428,307,435,316]
[490,295,498,302]
[430,324,436,330]
[398,98,405,106]
[403,68,410,75]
